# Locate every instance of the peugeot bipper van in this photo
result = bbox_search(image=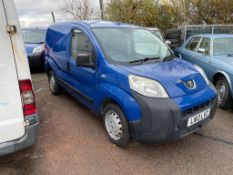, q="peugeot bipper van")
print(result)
[45,21,217,147]
[0,0,38,156]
